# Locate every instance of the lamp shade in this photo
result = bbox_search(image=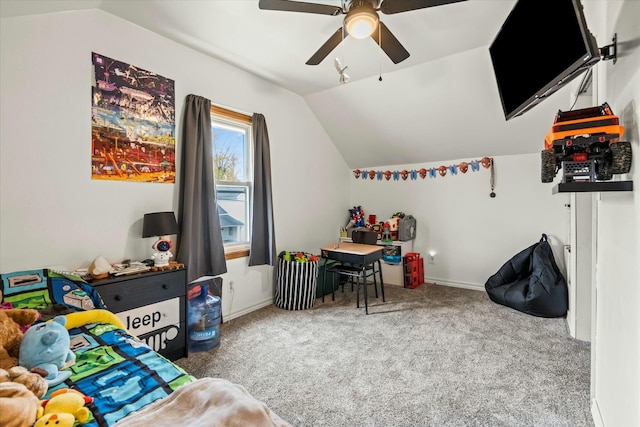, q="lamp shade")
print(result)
[142,211,179,237]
